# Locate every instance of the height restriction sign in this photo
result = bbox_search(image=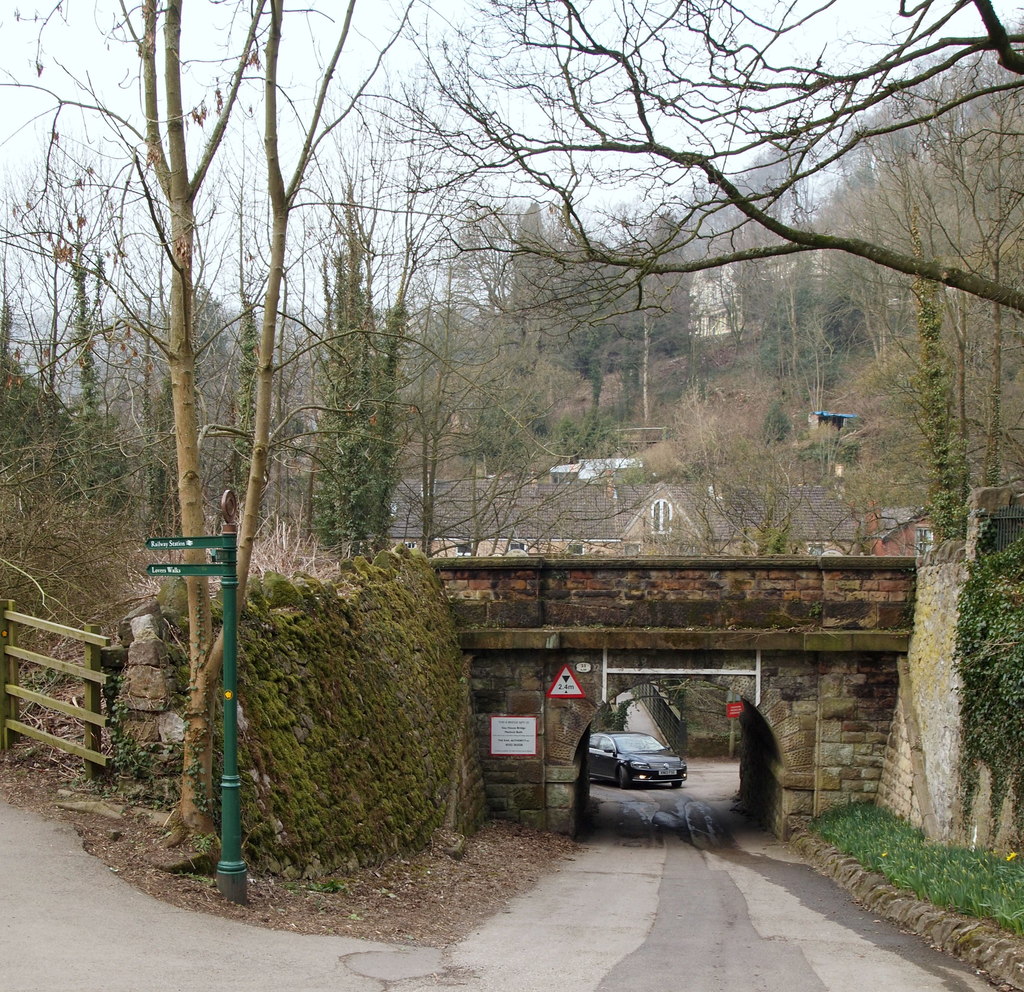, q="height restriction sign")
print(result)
[547,665,586,699]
